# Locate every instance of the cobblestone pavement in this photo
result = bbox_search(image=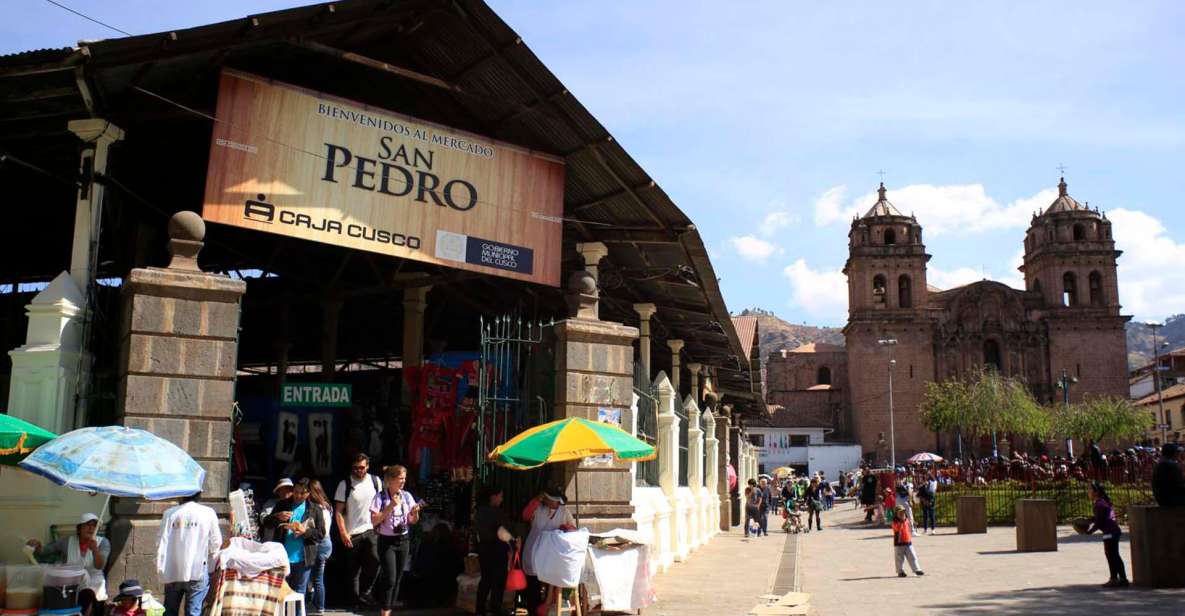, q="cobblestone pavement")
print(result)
[649,522,793,616]
[799,504,1185,615]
